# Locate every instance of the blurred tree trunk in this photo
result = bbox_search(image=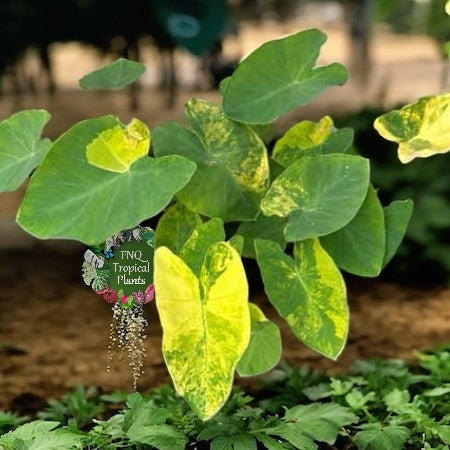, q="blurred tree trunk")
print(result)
[343,0,376,84]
